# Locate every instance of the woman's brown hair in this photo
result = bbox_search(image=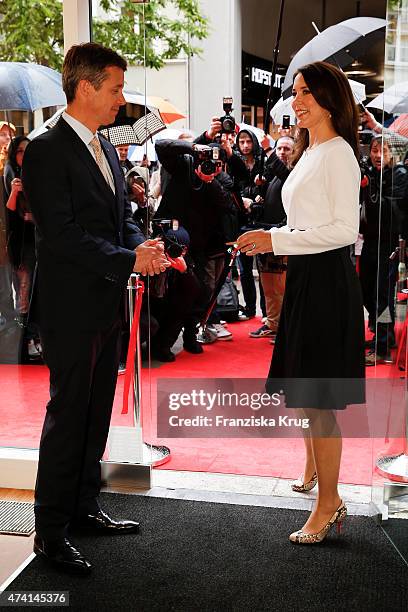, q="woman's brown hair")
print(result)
[291,61,360,165]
